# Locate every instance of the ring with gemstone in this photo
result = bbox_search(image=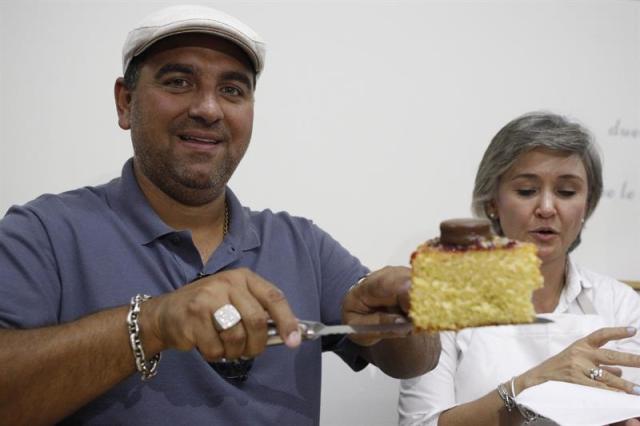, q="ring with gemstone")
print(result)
[588,367,604,381]
[213,304,242,331]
